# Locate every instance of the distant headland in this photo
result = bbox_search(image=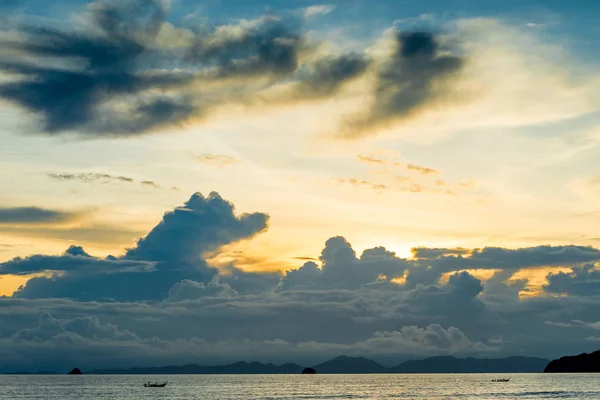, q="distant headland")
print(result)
[544,350,600,373]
